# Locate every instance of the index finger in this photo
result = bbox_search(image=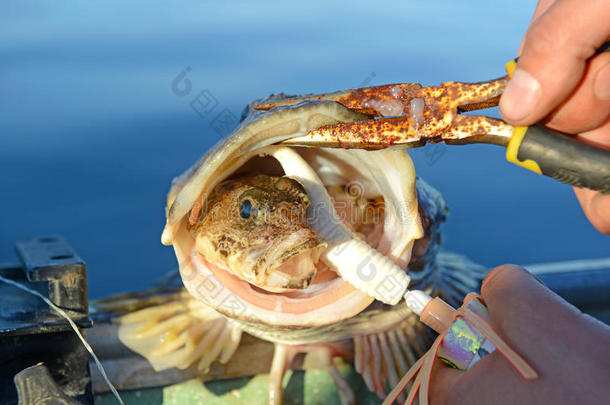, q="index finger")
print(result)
[517,0,556,55]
